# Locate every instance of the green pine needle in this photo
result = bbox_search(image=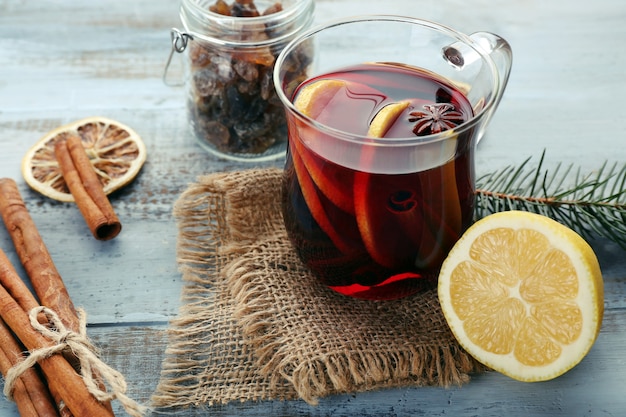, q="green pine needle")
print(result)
[475,150,626,249]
